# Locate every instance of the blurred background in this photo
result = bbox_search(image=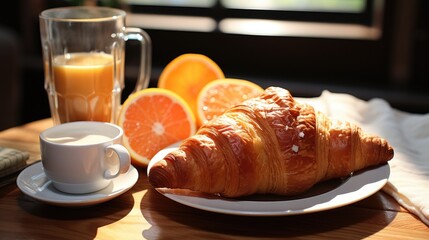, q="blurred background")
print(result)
[0,0,428,131]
